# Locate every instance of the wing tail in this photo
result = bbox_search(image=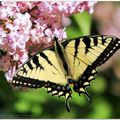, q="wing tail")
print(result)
[65,93,72,112]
